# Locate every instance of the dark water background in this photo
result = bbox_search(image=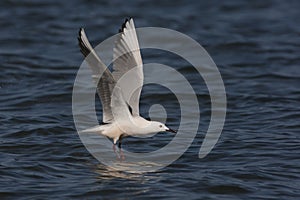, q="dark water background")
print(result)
[1,0,300,199]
